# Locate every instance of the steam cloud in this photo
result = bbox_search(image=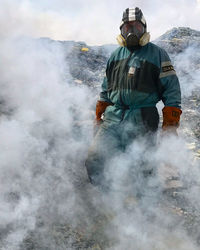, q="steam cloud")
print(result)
[0,36,95,249]
[0,0,200,249]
